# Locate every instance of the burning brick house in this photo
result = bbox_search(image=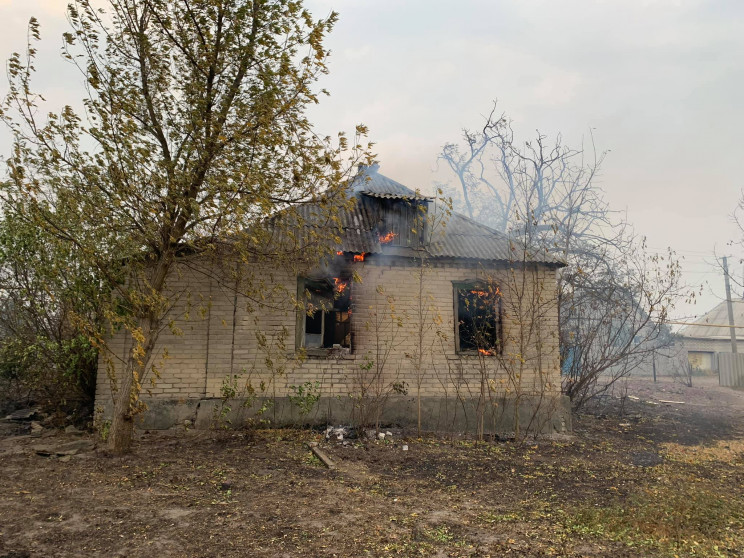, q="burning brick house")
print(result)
[96,164,570,434]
